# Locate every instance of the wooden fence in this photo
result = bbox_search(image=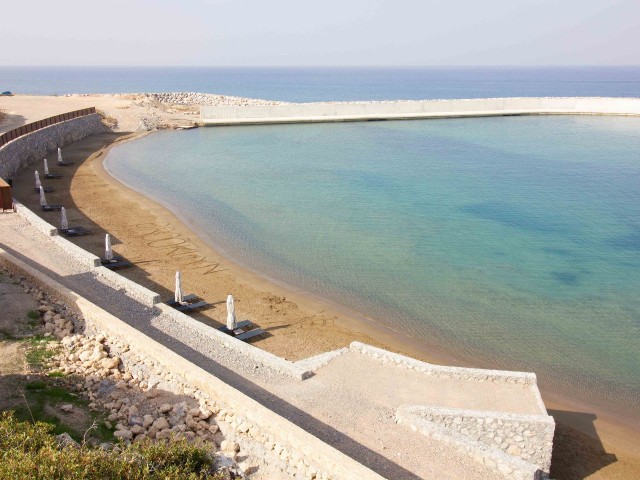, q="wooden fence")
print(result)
[0,107,96,148]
